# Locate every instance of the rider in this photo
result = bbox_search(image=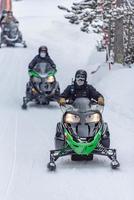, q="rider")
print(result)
[59,69,110,148]
[1,11,18,25]
[28,46,57,71]
[58,69,104,106]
